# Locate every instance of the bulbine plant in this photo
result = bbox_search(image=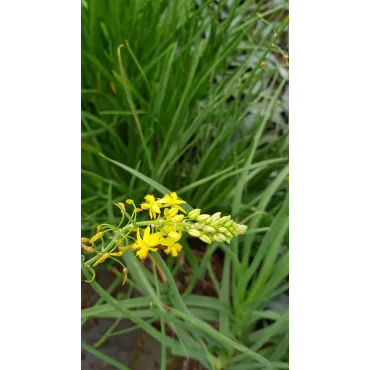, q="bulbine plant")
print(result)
[81,192,247,284]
